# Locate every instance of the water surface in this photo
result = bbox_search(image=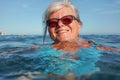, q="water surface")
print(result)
[0,35,120,80]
